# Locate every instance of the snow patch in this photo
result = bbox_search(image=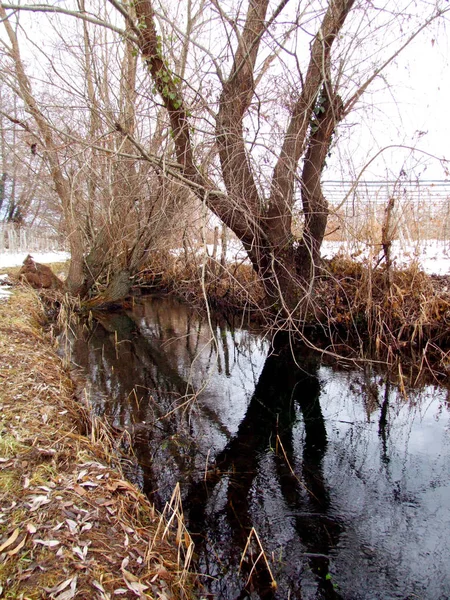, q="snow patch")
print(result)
[0,251,70,269]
